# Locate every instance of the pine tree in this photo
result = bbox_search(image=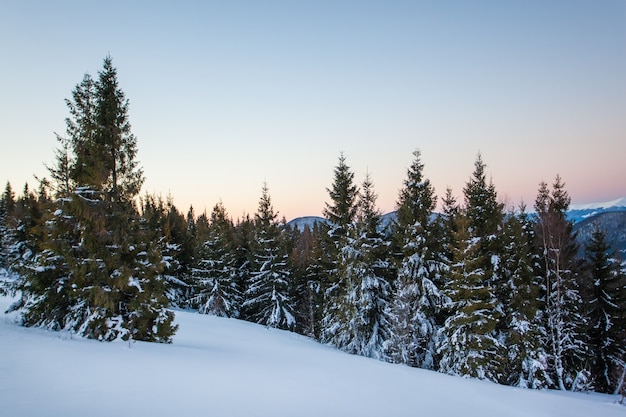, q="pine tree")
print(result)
[437,214,505,381]
[65,73,97,187]
[322,172,392,359]
[243,183,295,330]
[438,155,505,382]
[11,57,176,342]
[323,152,359,237]
[534,175,586,390]
[464,154,503,241]
[94,56,143,201]
[501,207,551,388]
[583,226,626,393]
[386,150,446,368]
[320,153,360,343]
[191,201,241,317]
